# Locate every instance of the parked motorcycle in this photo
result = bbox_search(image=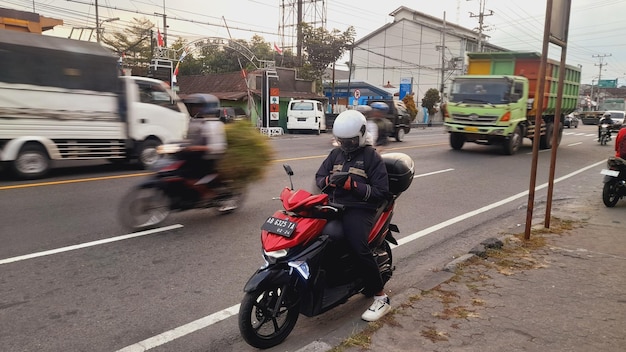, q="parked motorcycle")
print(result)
[601,157,626,207]
[238,152,414,349]
[599,123,612,145]
[118,143,246,230]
